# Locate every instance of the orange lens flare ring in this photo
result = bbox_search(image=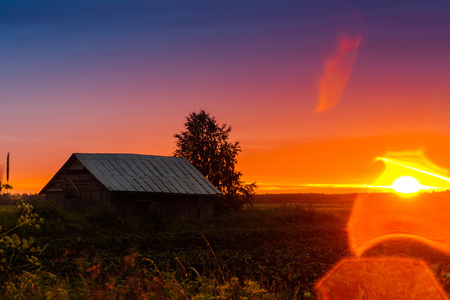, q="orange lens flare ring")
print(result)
[315,258,448,300]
